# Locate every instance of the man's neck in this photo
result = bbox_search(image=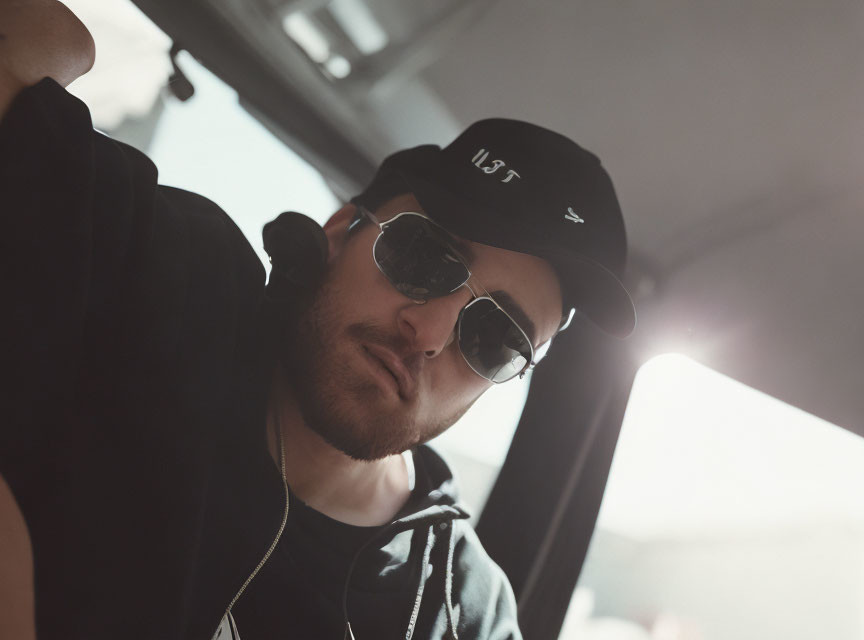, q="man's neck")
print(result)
[266,372,412,527]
